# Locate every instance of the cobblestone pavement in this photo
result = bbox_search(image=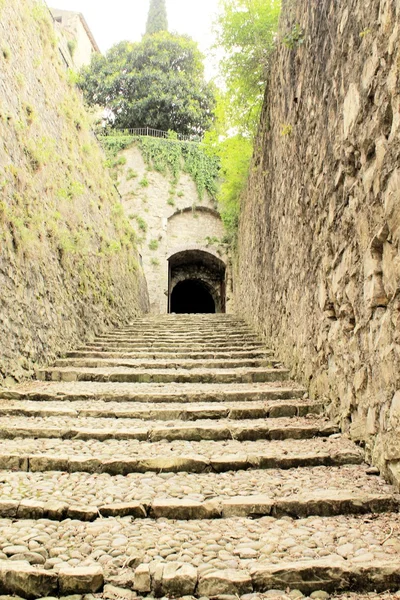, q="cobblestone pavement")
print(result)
[0,315,399,599]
